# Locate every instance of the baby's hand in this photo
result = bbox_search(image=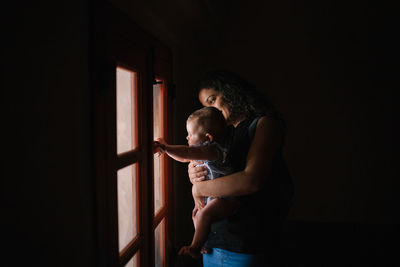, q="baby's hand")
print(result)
[153,140,166,154]
[155,137,167,146]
